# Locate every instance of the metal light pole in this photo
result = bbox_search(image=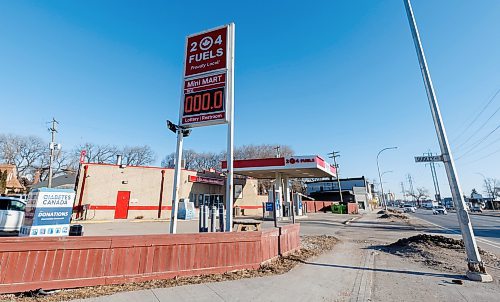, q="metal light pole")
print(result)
[167,120,191,234]
[404,0,491,281]
[381,170,393,206]
[377,147,397,211]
